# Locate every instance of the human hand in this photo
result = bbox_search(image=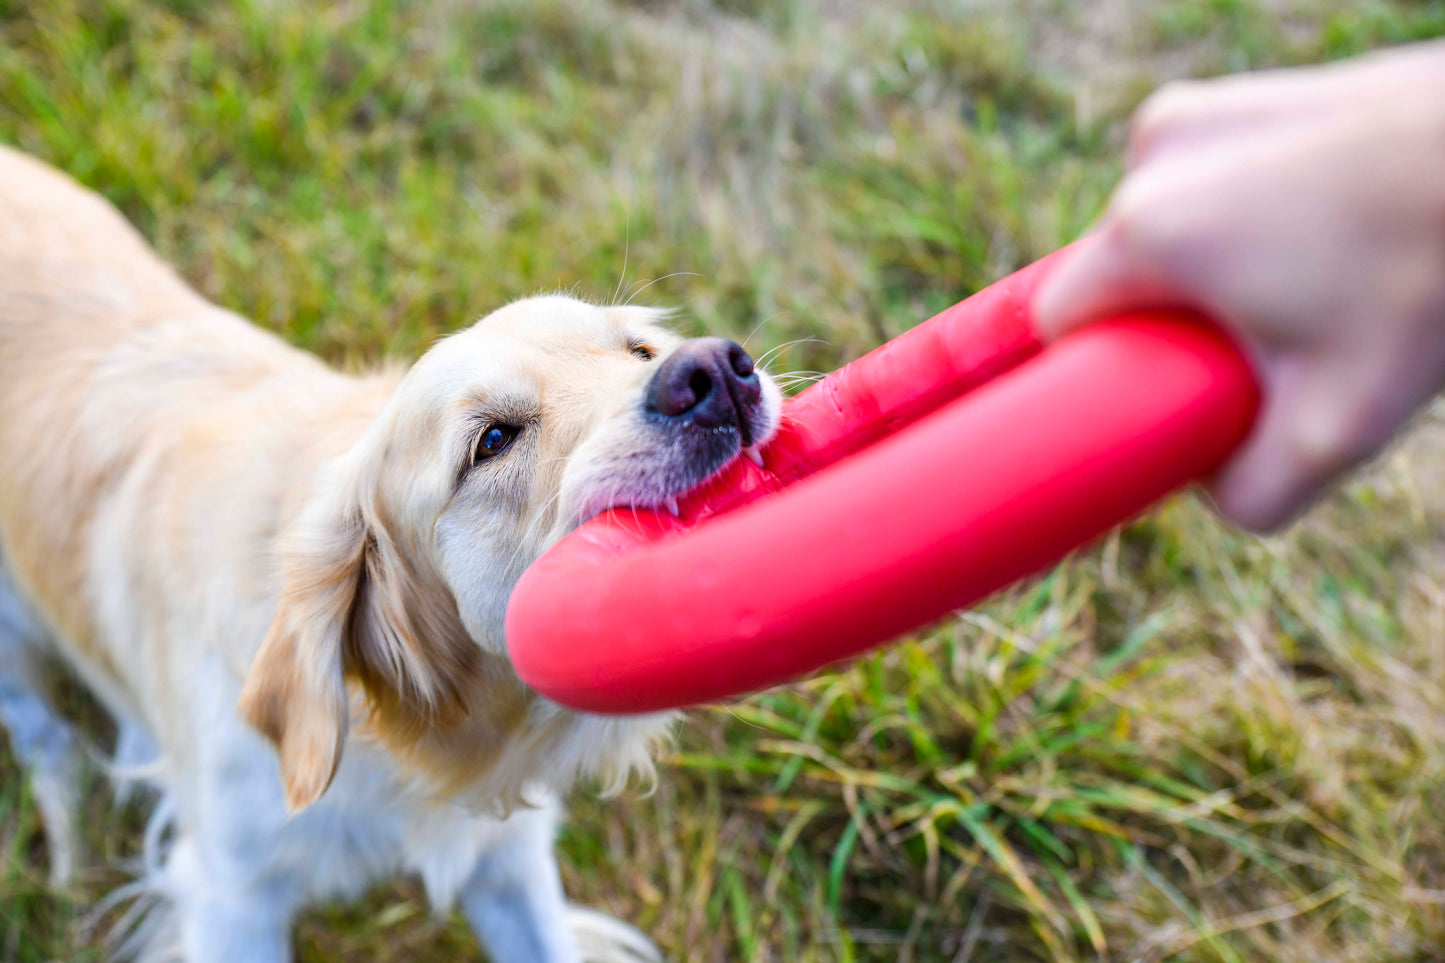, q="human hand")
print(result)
[1033,41,1445,531]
